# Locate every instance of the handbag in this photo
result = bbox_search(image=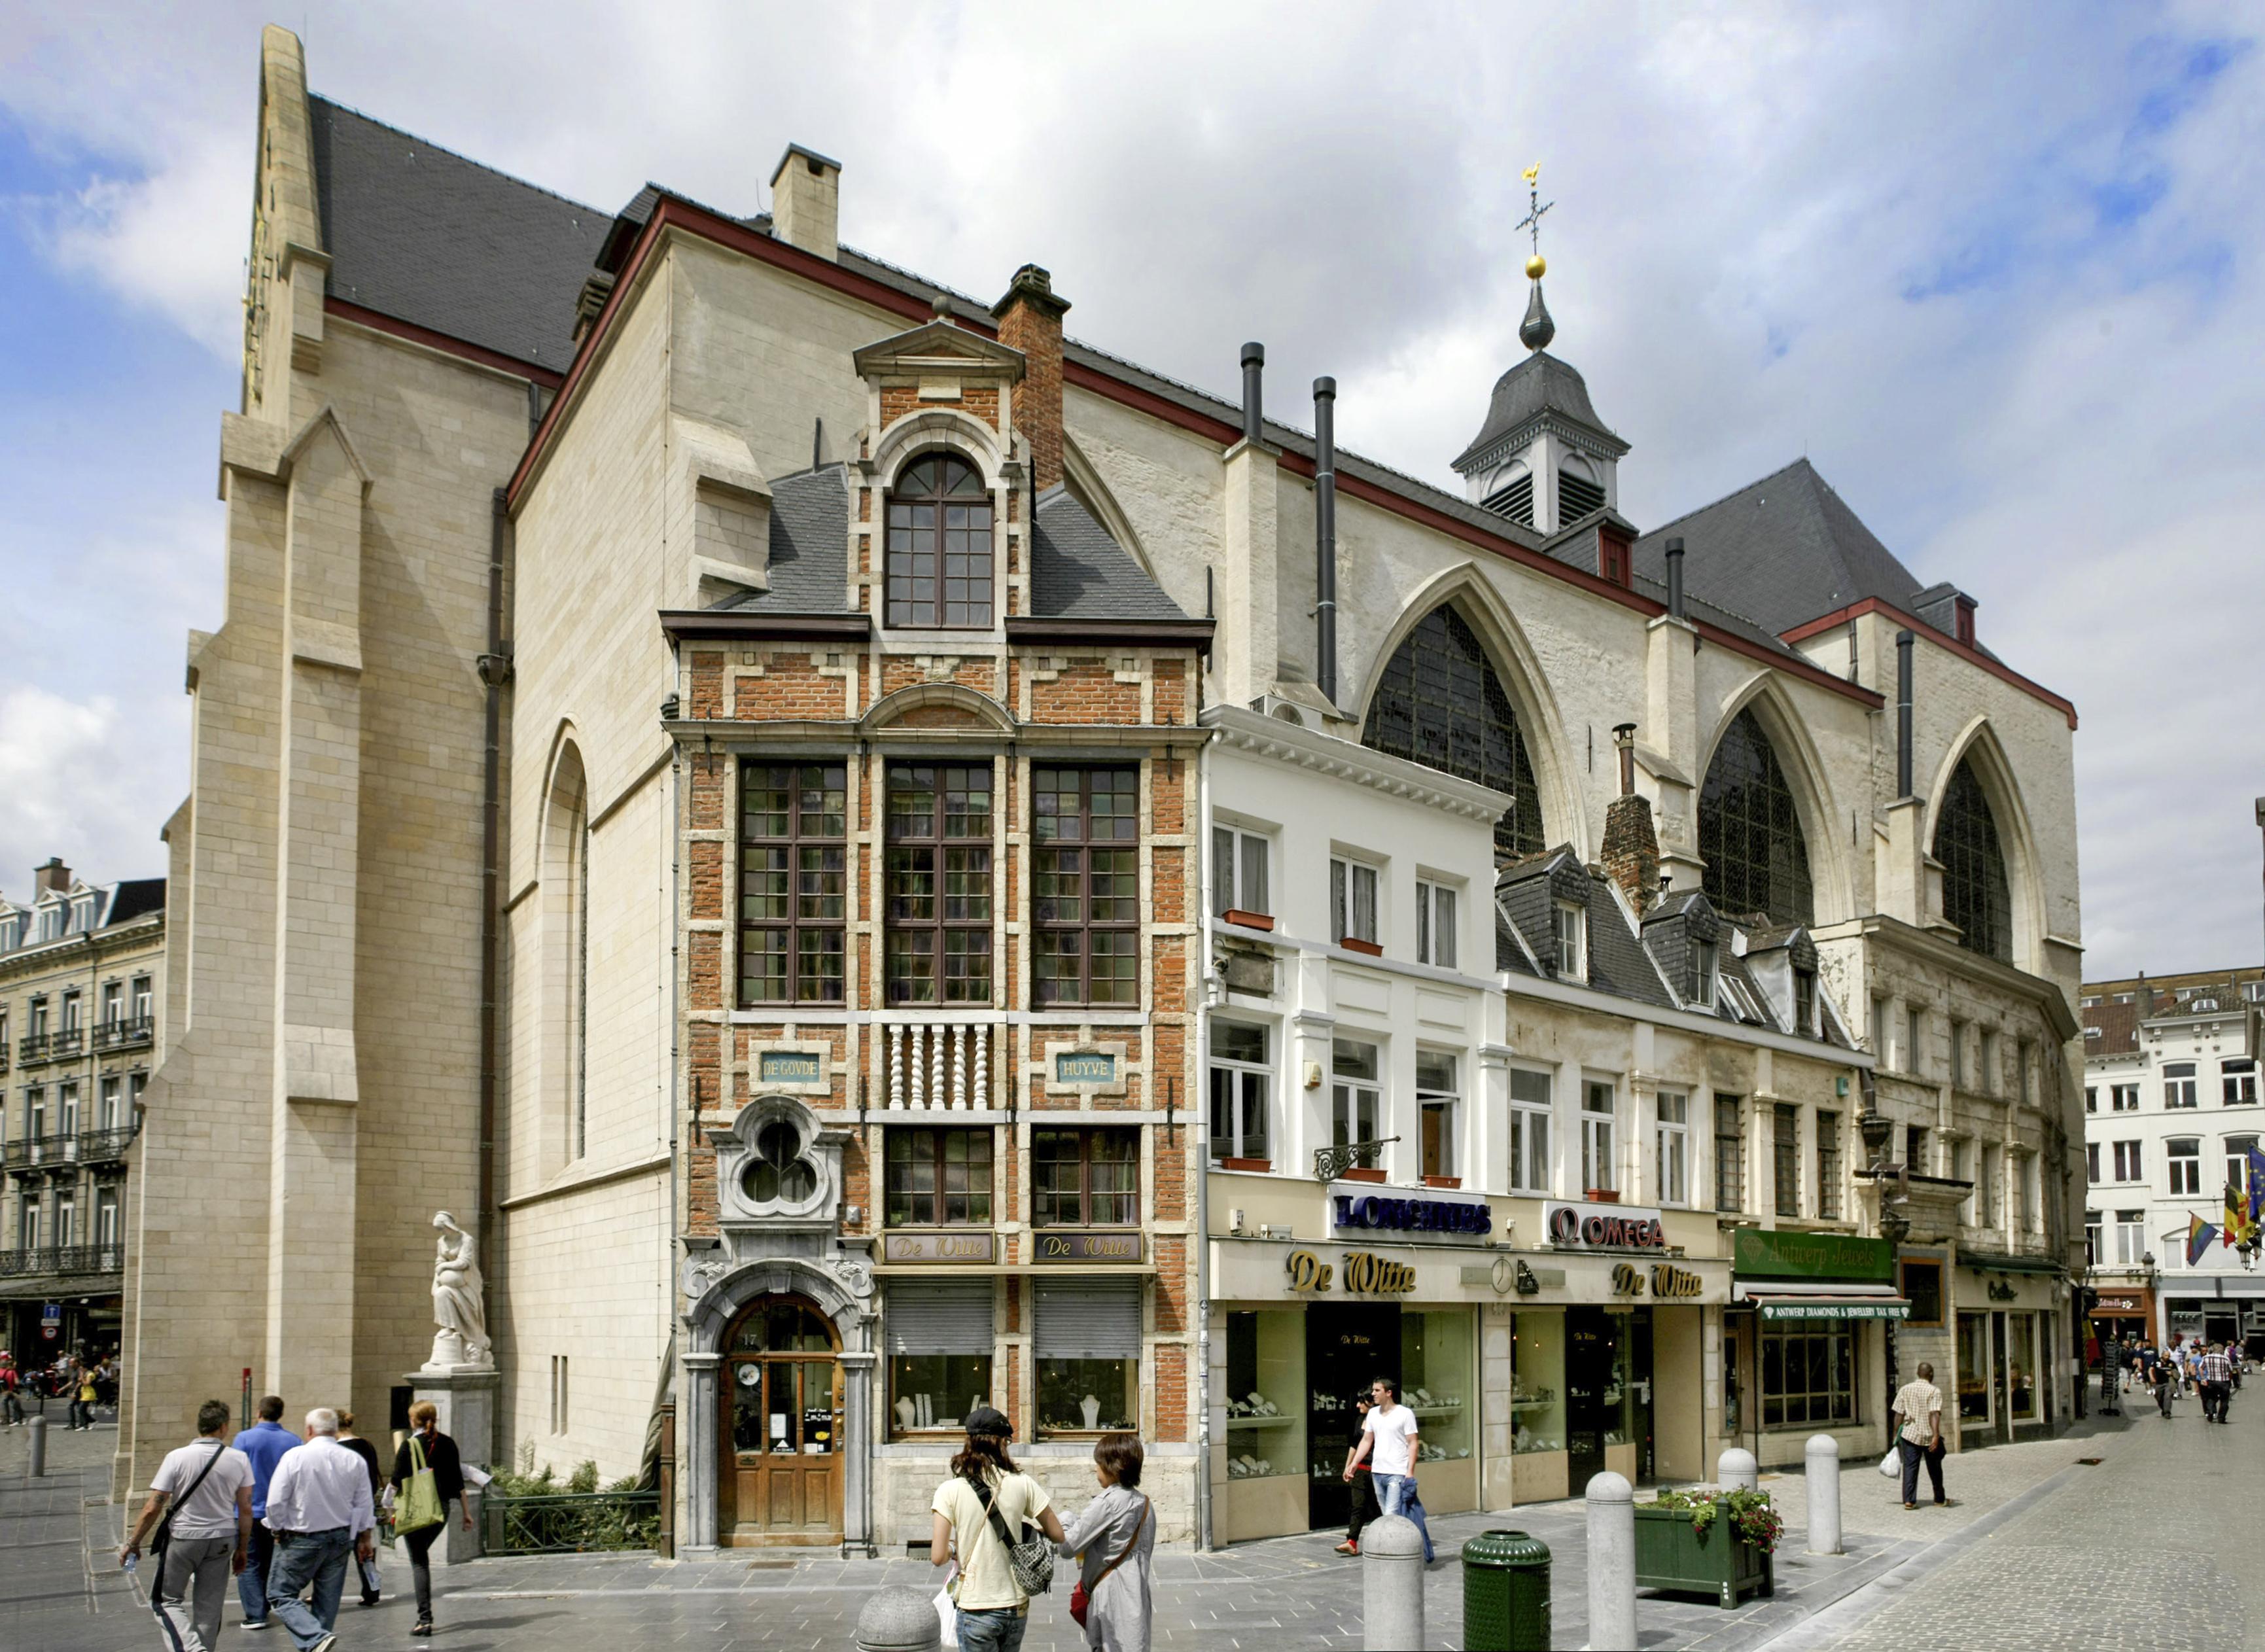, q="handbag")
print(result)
[1070,1496,1149,1630]
[149,1439,229,1598]
[395,1435,445,1535]
[974,1477,1056,1598]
